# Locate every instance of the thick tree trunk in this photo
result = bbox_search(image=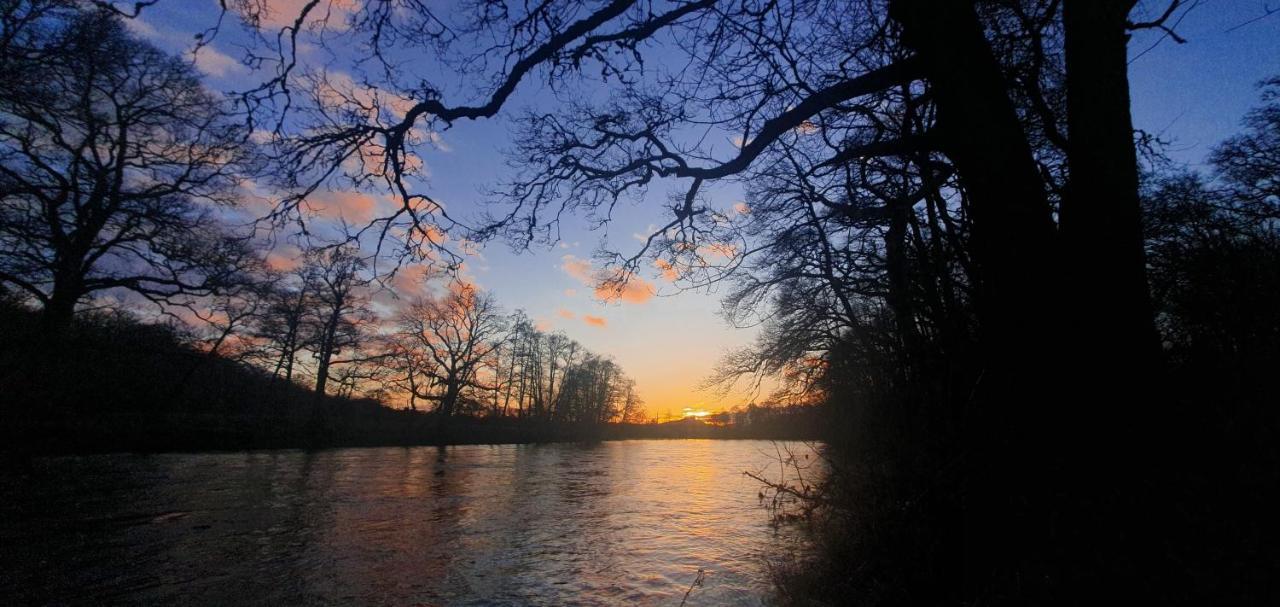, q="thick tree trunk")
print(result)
[1062,0,1159,370]
[439,381,459,418]
[41,291,78,334]
[1061,0,1161,378]
[41,266,83,334]
[890,0,1068,600]
[1060,1,1164,599]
